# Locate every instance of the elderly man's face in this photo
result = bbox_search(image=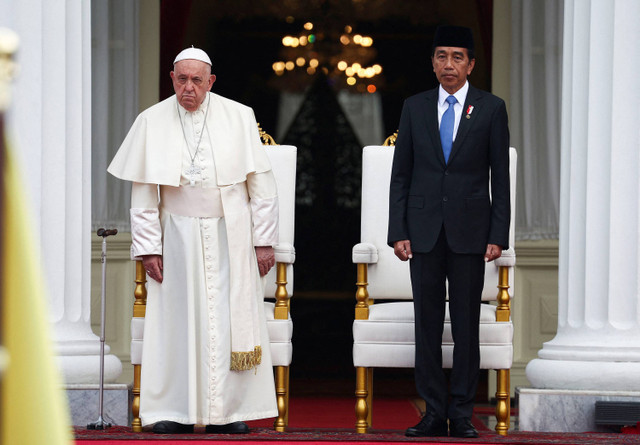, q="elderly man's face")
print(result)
[432,46,475,94]
[170,60,216,112]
